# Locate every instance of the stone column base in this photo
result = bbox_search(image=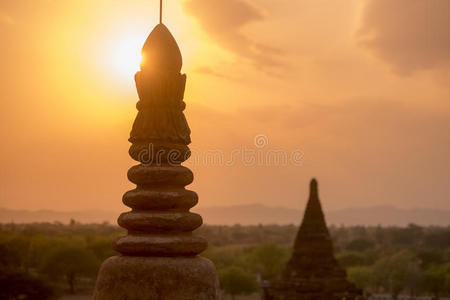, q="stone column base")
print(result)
[94,256,220,300]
